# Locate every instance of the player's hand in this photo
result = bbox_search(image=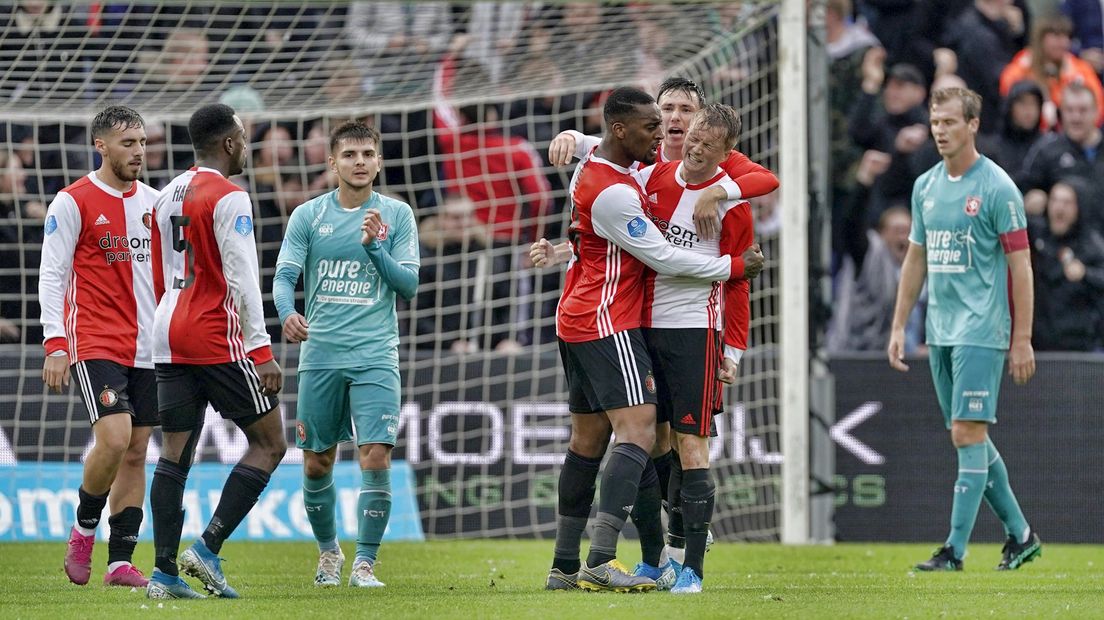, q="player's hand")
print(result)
[530,238,556,268]
[741,243,765,279]
[887,329,908,372]
[256,359,283,395]
[42,353,70,393]
[283,313,310,343]
[718,358,739,385]
[693,187,725,241]
[548,132,577,167]
[361,208,383,245]
[1009,338,1035,385]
